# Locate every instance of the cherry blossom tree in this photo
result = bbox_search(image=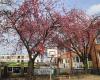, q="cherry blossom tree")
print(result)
[1,0,61,77]
[53,9,100,72]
